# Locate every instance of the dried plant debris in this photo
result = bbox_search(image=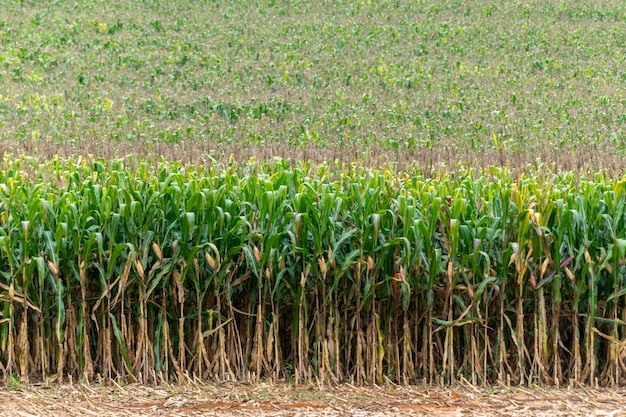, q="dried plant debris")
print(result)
[1,384,626,417]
